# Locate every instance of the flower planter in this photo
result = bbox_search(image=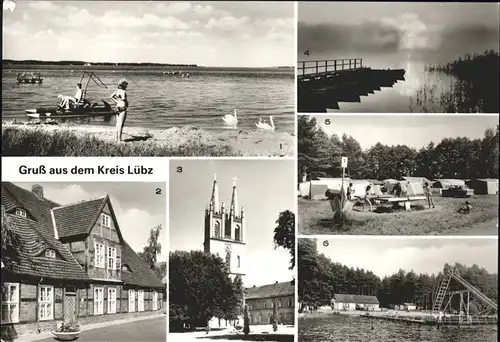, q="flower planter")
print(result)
[51,330,82,341]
